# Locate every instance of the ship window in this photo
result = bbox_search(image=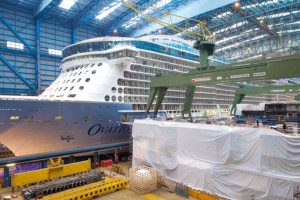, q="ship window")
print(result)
[54,116,63,120]
[92,70,96,74]
[78,72,82,76]
[79,86,84,90]
[73,72,77,76]
[118,88,123,94]
[118,96,122,102]
[111,87,116,93]
[90,64,95,68]
[10,116,19,120]
[59,87,63,91]
[77,78,81,82]
[80,66,84,69]
[57,94,64,97]
[98,63,102,67]
[112,95,116,102]
[86,78,90,82]
[105,95,110,101]
[70,86,74,91]
[66,80,70,83]
[85,65,88,68]
[68,94,76,97]
[62,80,66,84]
[64,87,68,91]
[70,73,73,77]
[71,79,75,83]
[85,70,89,74]
[50,95,54,97]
